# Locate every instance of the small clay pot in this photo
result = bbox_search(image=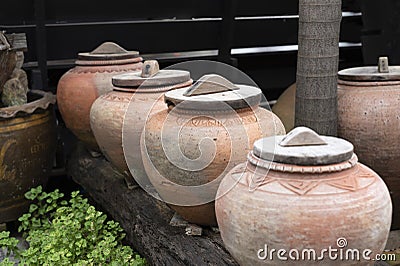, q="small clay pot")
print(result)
[337,57,400,229]
[57,42,143,151]
[90,60,192,187]
[0,90,57,223]
[216,127,392,265]
[142,74,285,226]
